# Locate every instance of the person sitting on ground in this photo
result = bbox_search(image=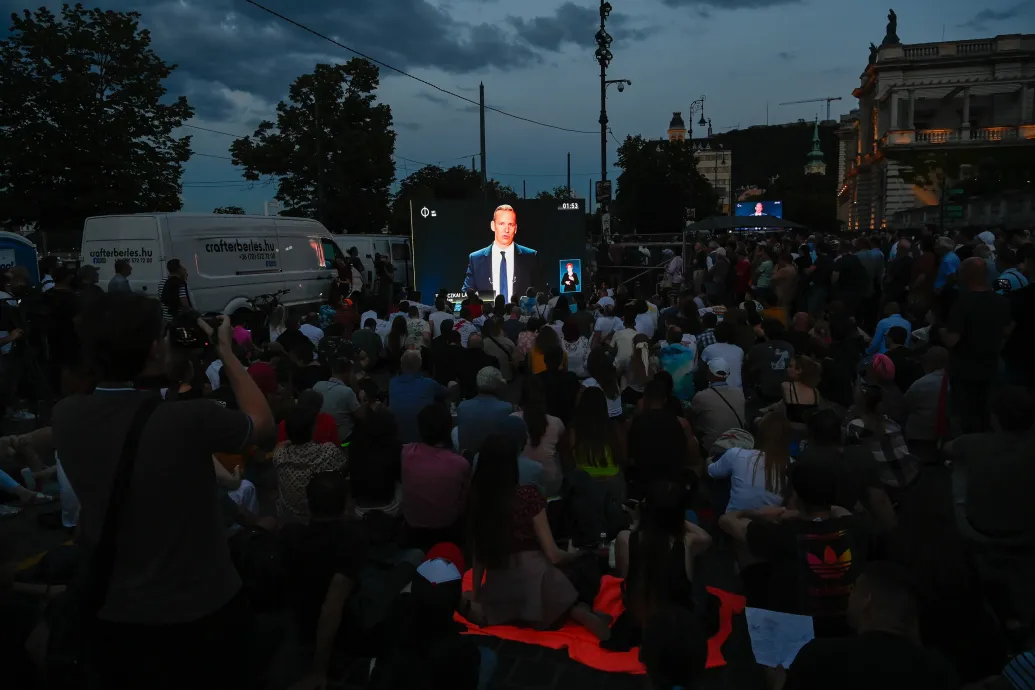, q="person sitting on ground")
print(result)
[351,318,384,369]
[758,355,822,425]
[846,383,920,500]
[462,434,613,640]
[272,399,347,524]
[536,345,580,426]
[708,411,790,513]
[456,366,513,456]
[347,406,402,518]
[700,320,745,390]
[276,389,340,447]
[512,376,565,497]
[690,357,747,453]
[621,334,658,408]
[902,346,950,462]
[627,379,699,490]
[583,348,625,420]
[312,358,364,444]
[281,472,366,690]
[529,324,567,375]
[401,402,470,550]
[608,481,713,651]
[482,316,518,381]
[782,562,960,690]
[276,314,311,354]
[718,457,875,638]
[389,350,452,444]
[885,326,923,393]
[456,333,499,400]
